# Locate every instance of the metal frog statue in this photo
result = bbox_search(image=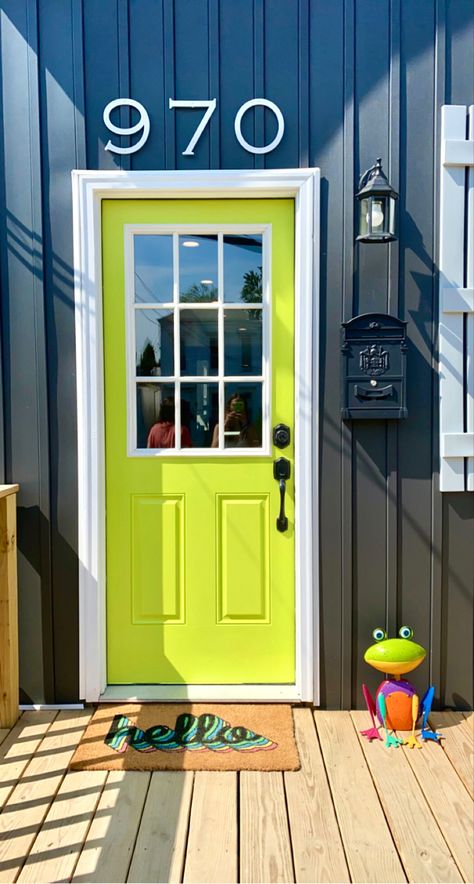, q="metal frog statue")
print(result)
[361,626,442,749]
